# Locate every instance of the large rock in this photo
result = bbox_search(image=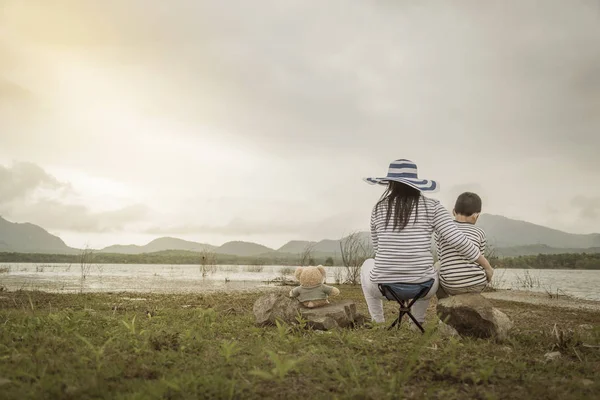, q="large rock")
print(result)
[436,293,513,341]
[253,293,361,330]
[253,293,301,326]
